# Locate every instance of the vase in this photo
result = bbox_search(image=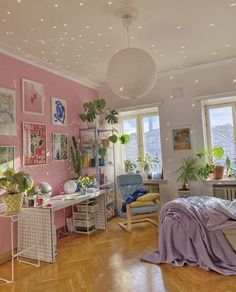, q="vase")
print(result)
[80,187,87,195]
[2,193,24,215]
